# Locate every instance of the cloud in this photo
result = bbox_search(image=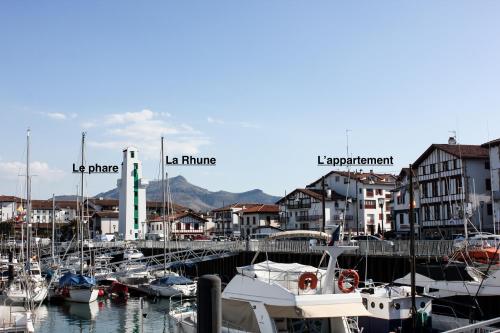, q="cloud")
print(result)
[207,116,260,129]
[41,112,77,120]
[86,109,210,158]
[0,161,65,181]
[207,116,225,124]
